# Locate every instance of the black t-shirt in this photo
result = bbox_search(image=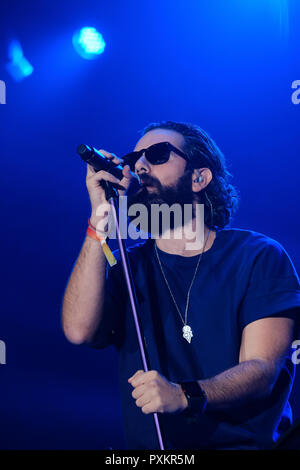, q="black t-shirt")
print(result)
[90,228,300,449]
